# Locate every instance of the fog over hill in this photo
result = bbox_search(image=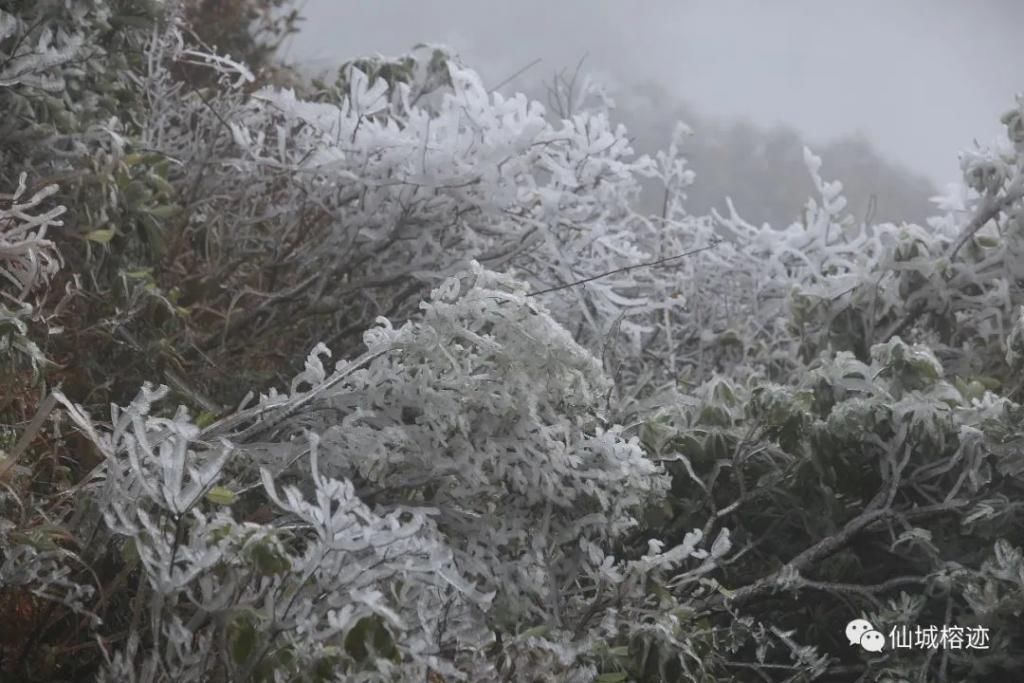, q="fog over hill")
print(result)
[287,0,1024,190]
[512,76,941,227]
[613,82,939,227]
[286,0,1024,228]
